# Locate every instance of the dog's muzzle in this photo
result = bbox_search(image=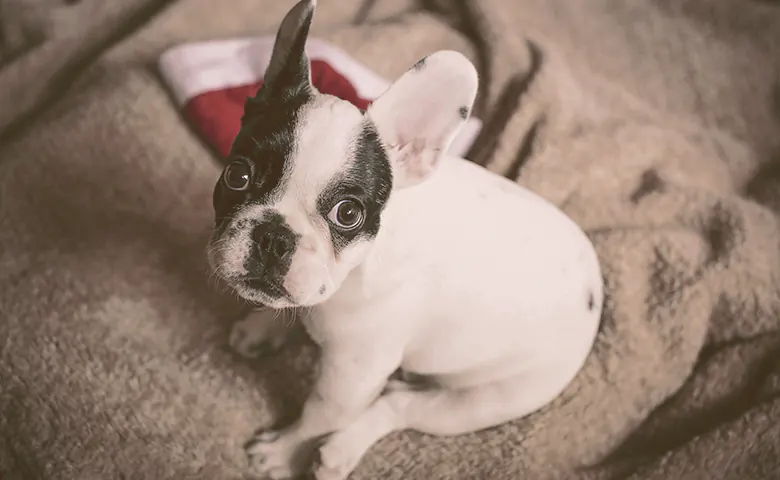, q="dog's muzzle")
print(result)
[242,212,299,292]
